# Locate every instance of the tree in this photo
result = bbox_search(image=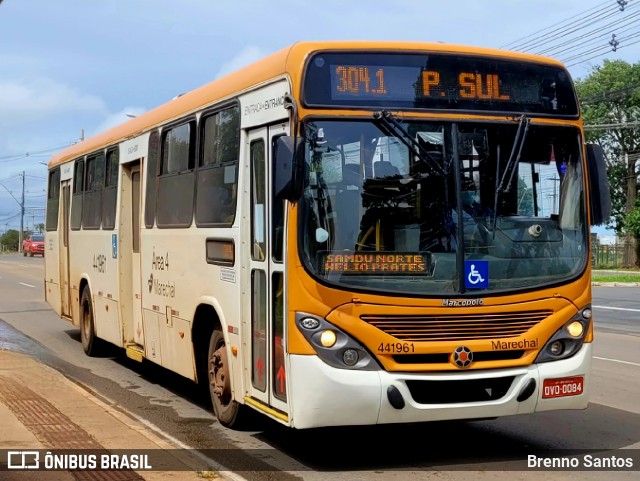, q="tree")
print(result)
[0,229,20,251]
[36,223,45,234]
[517,176,534,215]
[625,206,640,266]
[575,60,640,234]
